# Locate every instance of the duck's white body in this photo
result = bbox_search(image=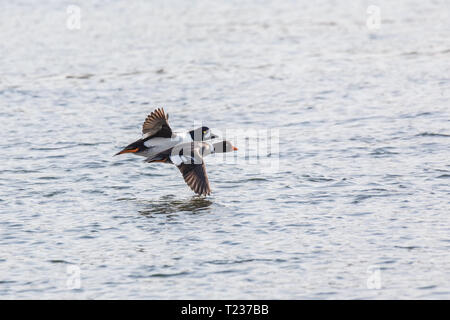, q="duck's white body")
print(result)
[139,131,192,158]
